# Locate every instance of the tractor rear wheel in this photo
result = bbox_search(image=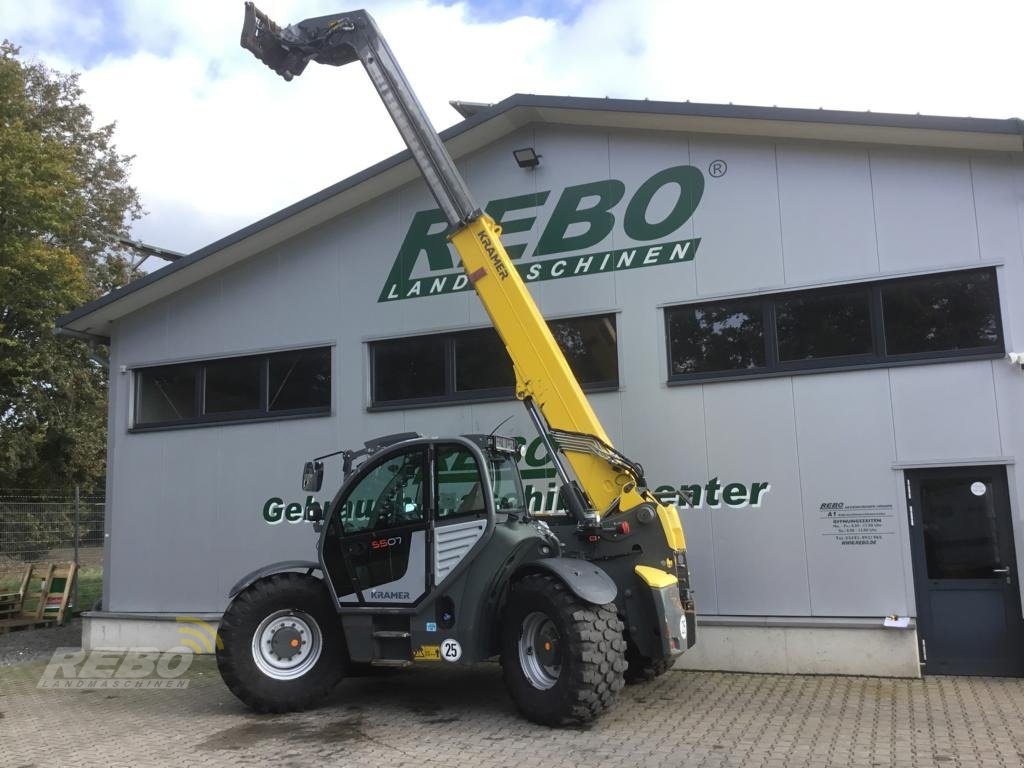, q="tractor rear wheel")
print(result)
[217,572,344,713]
[500,572,626,726]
